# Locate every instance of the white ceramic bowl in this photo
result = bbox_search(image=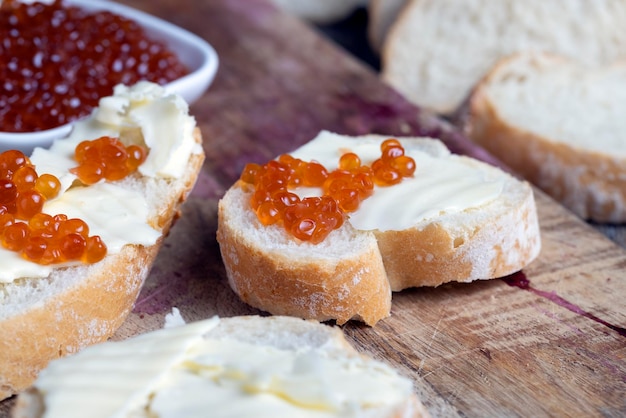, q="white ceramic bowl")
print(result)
[0,0,218,154]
